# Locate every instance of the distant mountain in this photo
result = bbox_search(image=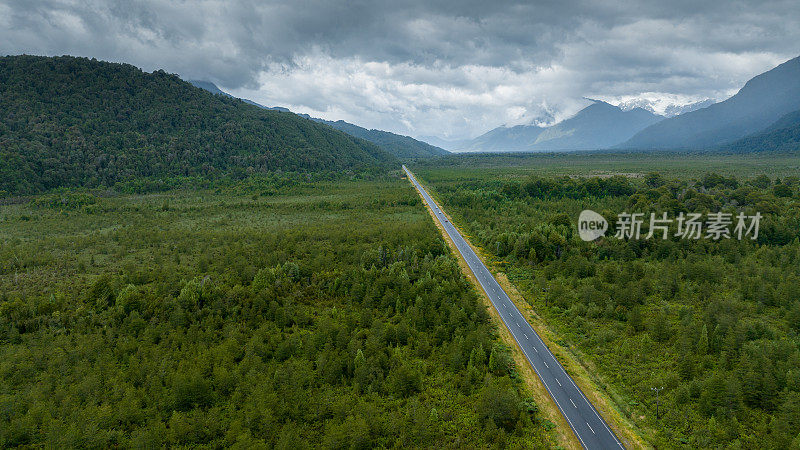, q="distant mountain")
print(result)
[0,56,395,194]
[621,55,800,149]
[460,101,662,152]
[527,101,663,150]
[721,109,800,153]
[459,124,546,152]
[188,80,229,97]
[190,81,447,159]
